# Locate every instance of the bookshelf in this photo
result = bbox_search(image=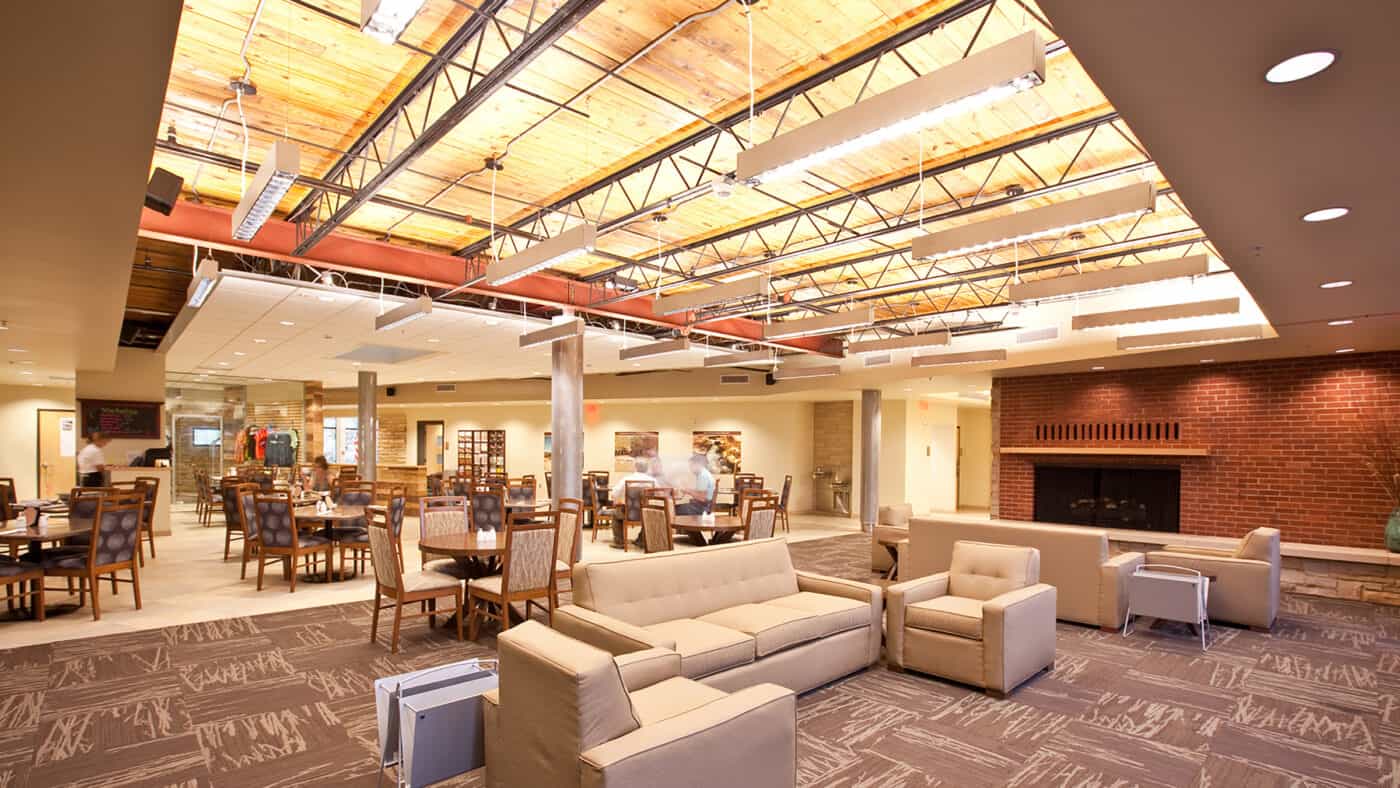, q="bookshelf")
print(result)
[456,429,506,481]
